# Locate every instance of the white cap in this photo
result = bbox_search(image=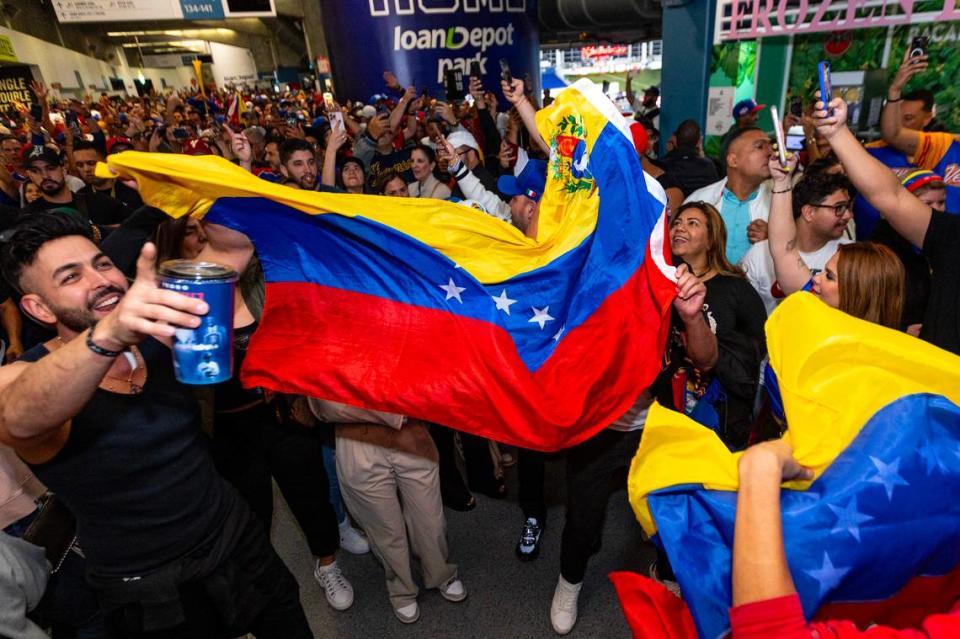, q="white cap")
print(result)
[361,105,377,119]
[446,129,479,152]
